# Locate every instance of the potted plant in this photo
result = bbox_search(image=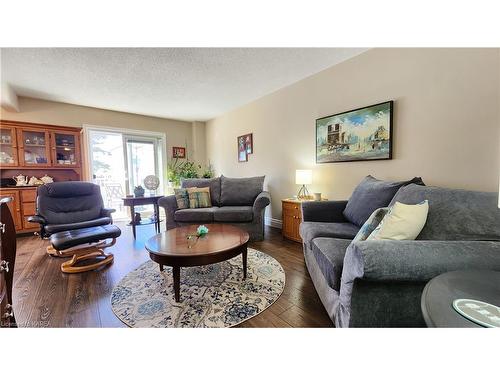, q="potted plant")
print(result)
[167,157,215,188]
